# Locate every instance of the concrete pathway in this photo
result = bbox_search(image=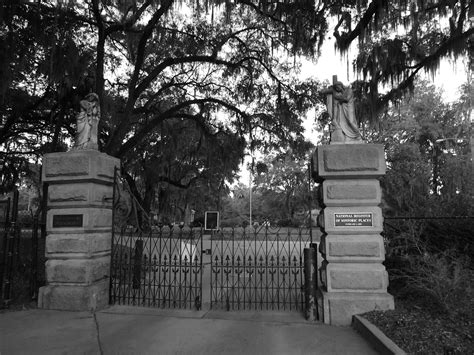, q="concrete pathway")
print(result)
[0,306,378,355]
